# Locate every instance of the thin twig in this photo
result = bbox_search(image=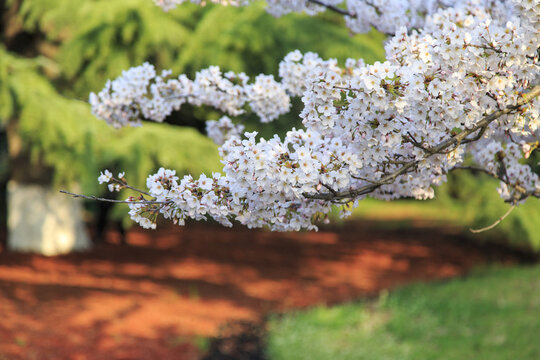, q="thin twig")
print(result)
[305,0,397,36]
[405,132,434,154]
[470,205,515,233]
[111,177,152,197]
[466,43,505,54]
[351,174,391,185]
[460,125,488,145]
[60,190,171,205]
[307,0,355,17]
